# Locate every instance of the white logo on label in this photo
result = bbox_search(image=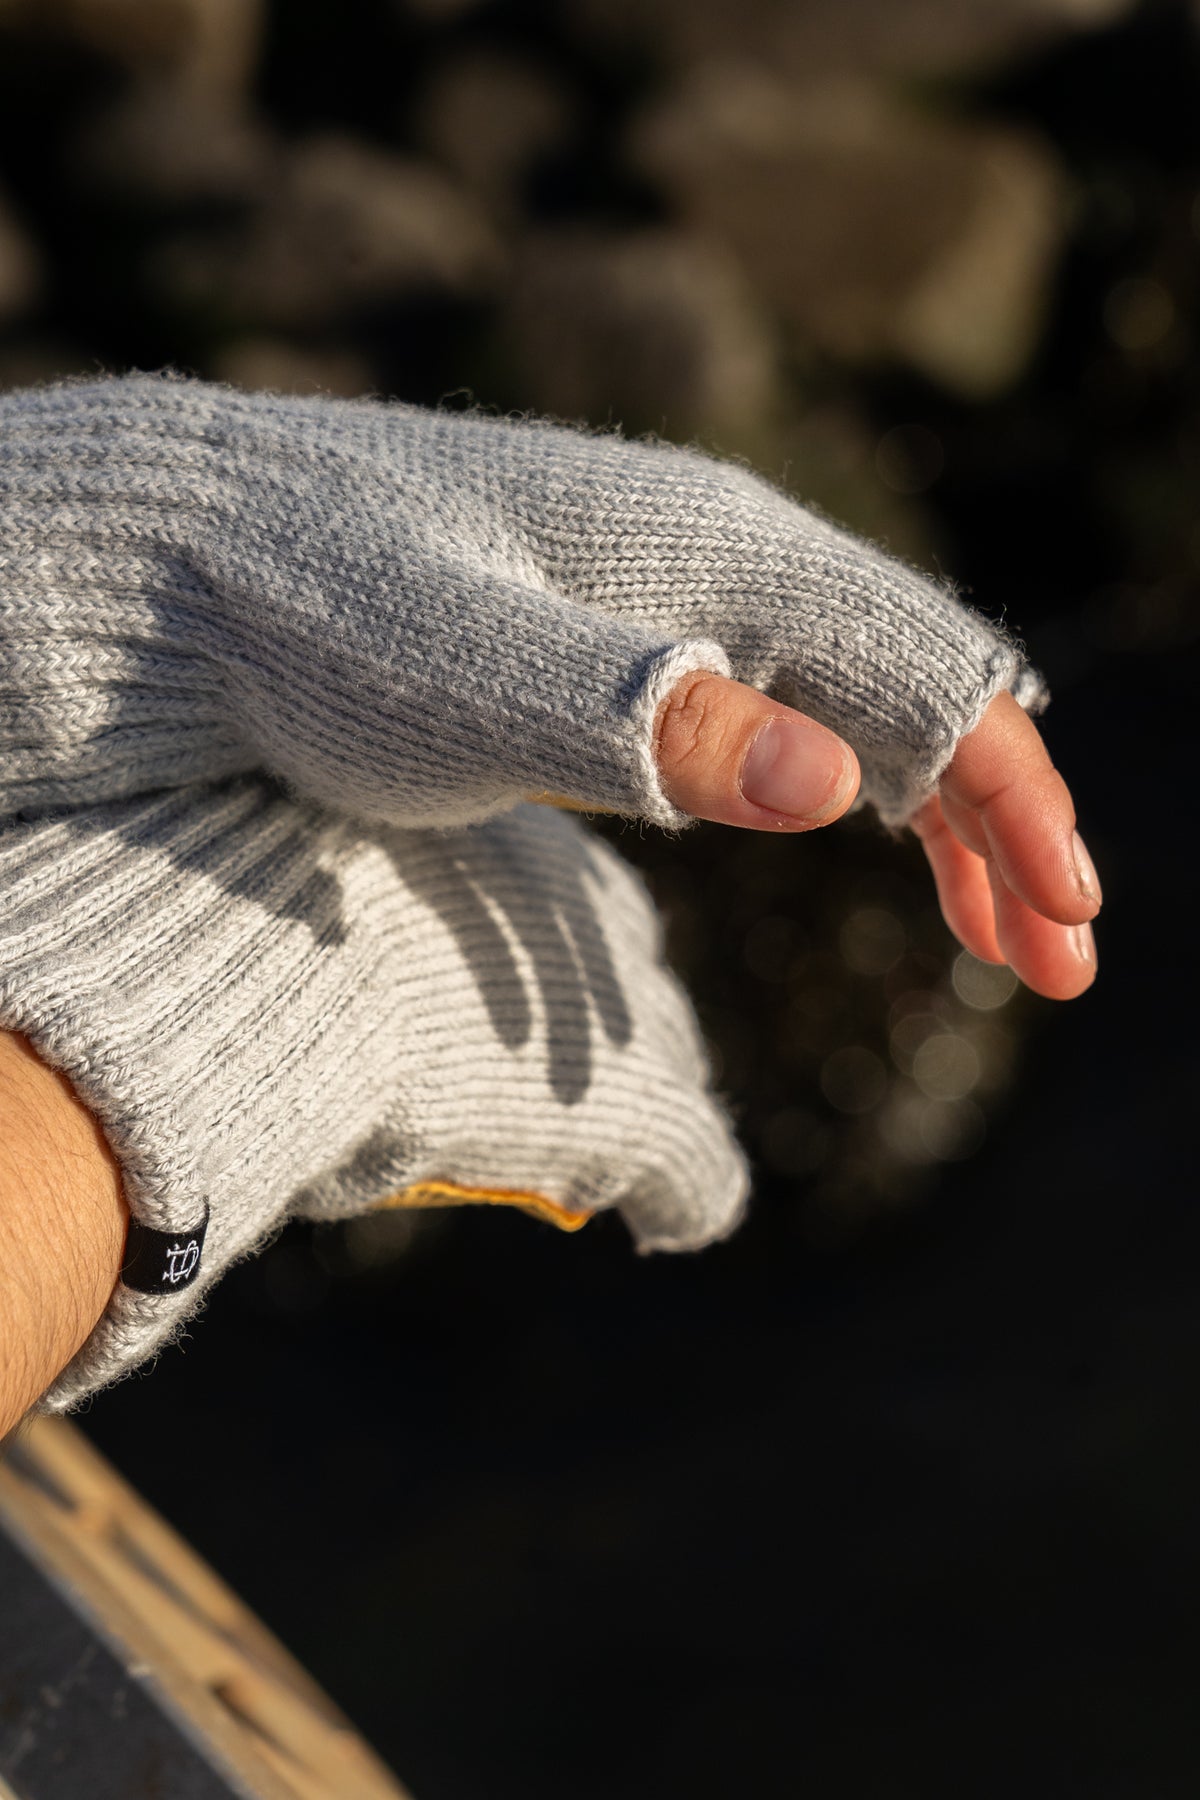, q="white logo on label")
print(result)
[162,1238,200,1285]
